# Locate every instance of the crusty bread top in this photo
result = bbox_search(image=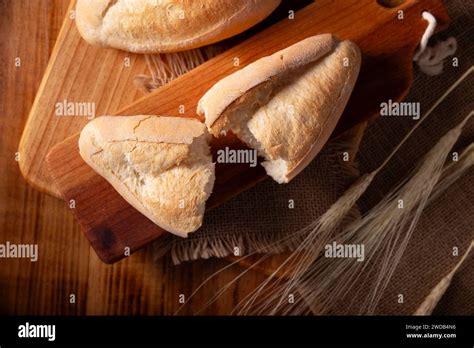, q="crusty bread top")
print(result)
[198,34,338,129]
[197,34,361,183]
[76,0,281,53]
[79,116,215,237]
[79,115,206,145]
